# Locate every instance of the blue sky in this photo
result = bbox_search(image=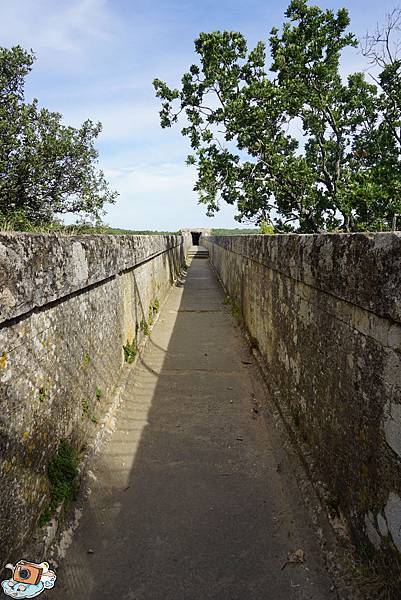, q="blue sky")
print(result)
[0,0,397,230]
